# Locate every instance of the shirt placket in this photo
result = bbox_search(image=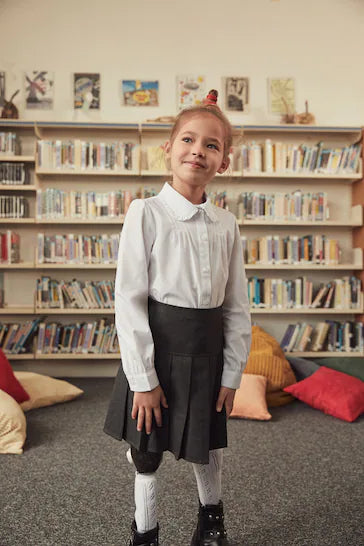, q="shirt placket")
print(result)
[196,209,211,307]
